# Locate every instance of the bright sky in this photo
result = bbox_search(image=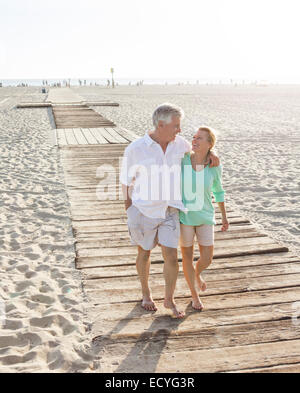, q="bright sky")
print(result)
[1,0,300,82]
